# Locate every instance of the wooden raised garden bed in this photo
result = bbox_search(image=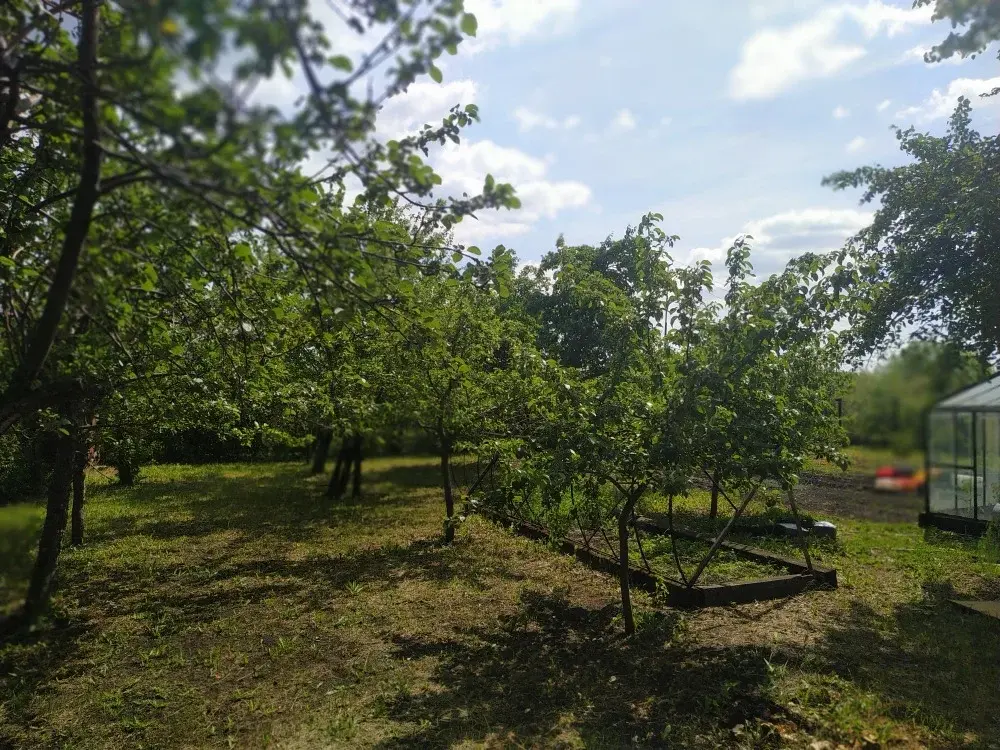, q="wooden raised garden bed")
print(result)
[491,513,838,609]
